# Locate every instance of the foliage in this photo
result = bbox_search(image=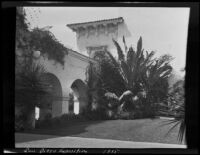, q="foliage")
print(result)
[15,7,32,74]
[15,114,25,131]
[29,28,67,66]
[159,79,185,143]
[15,7,68,129]
[86,36,173,119]
[16,7,67,68]
[15,63,51,129]
[15,63,51,107]
[82,108,109,120]
[85,51,127,119]
[160,102,185,143]
[68,93,74,113]
[35,113,87,129]
[169,79,185,106]
[16,7,30,50]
